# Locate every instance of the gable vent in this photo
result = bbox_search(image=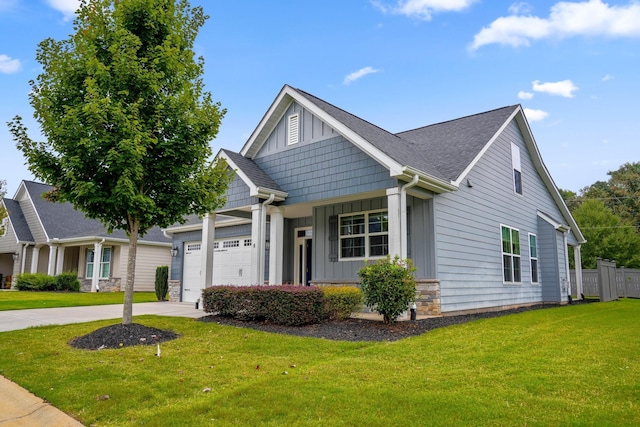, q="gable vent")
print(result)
[288,113,299,145]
